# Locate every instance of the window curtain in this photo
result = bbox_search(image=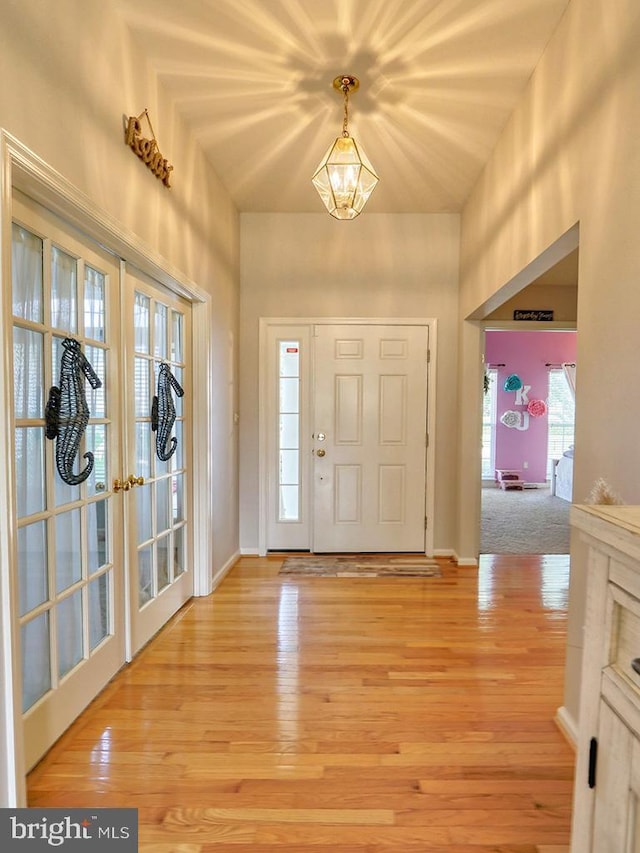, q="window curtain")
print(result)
[562,363,576,400]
